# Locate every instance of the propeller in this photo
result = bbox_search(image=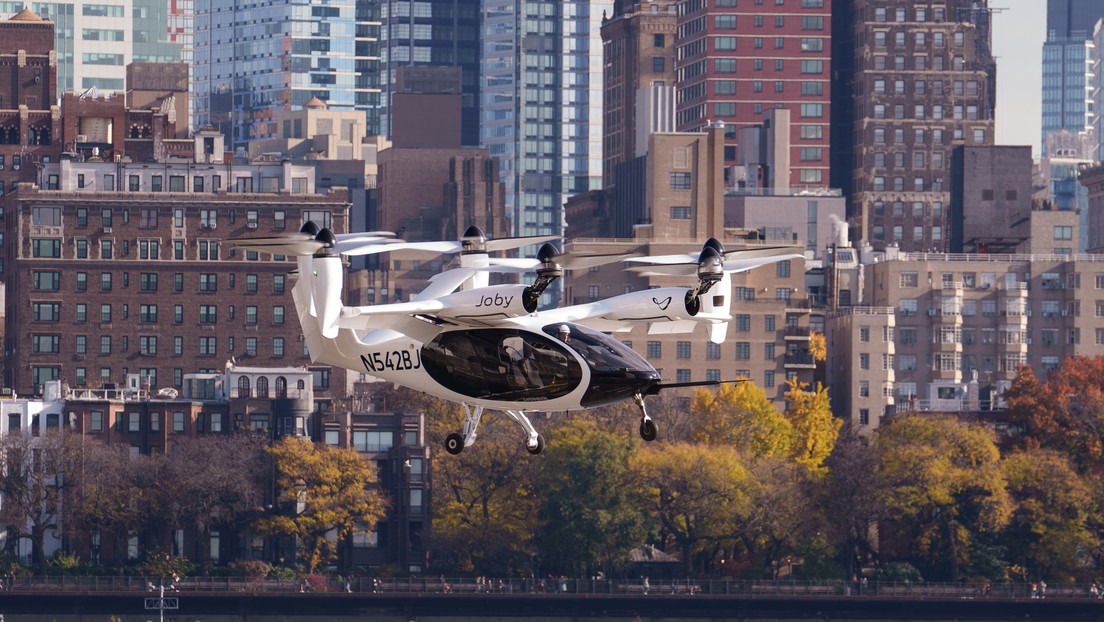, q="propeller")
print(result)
[334,225,559,257]
[627,239,805,314]
[229,222,399,256]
